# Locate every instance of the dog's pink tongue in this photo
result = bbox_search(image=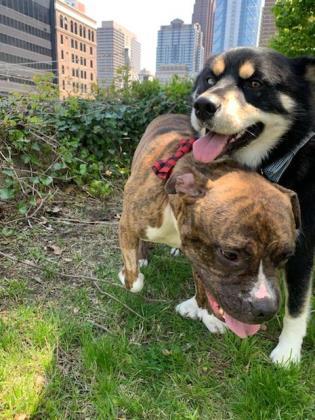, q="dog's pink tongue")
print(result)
[193,132,230,163]
[223,313,261,339]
